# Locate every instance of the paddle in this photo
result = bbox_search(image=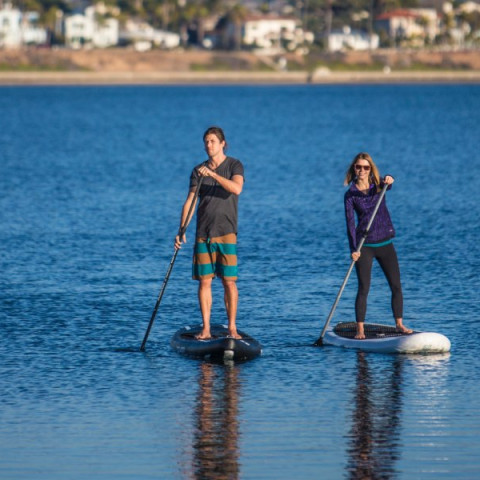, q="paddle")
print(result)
[314,182,389,346]
[140,174,204,352]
